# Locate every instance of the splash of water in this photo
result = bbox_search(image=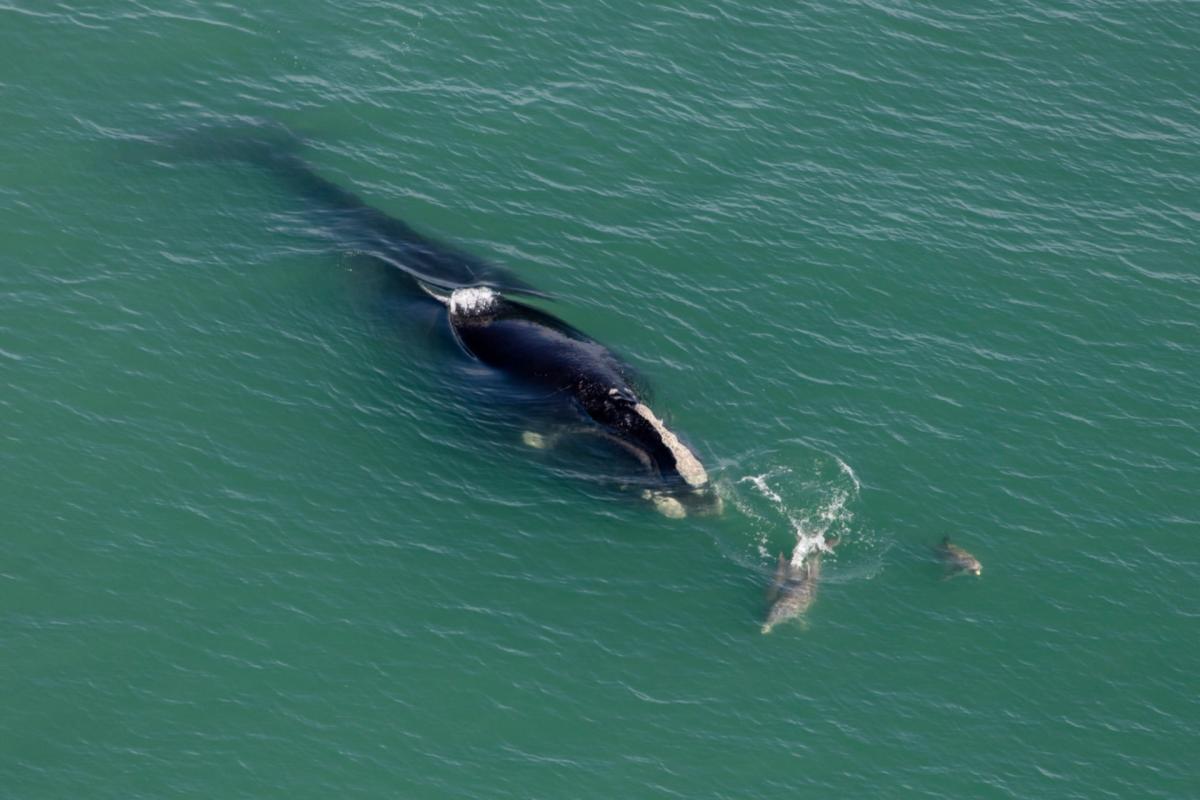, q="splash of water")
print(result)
[723,450,861,568]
